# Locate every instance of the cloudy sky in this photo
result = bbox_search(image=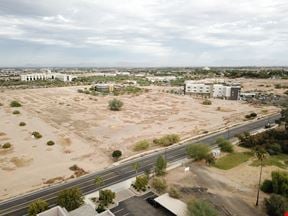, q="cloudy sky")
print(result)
[0,0,287,67]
